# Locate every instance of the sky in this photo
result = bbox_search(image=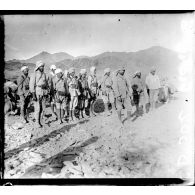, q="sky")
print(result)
[4,13,194,60]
